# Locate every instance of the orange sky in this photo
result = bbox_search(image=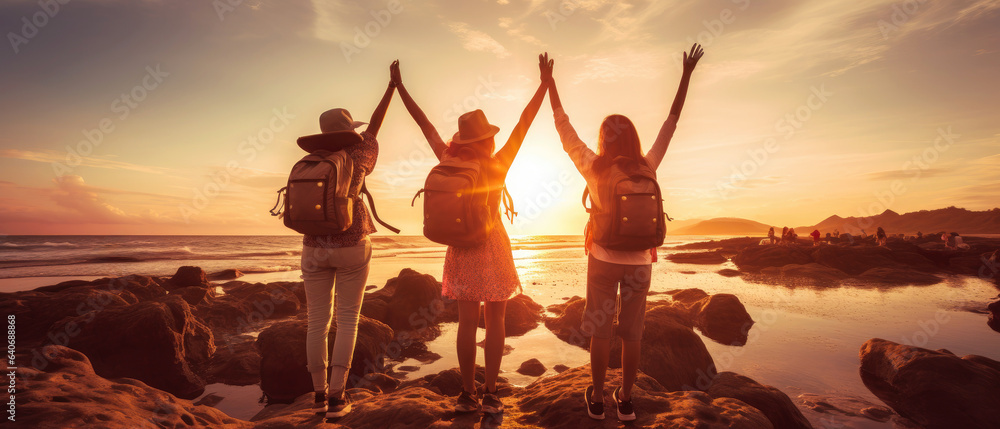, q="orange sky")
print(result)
[1,0,998,235]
